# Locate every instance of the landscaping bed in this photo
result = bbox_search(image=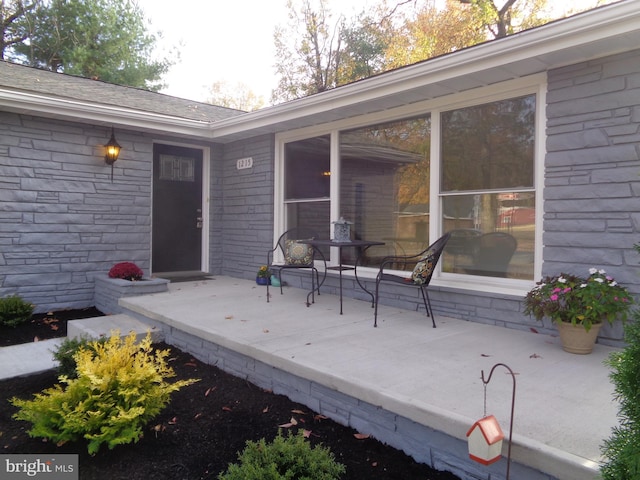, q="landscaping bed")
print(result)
[0,312,461,479]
